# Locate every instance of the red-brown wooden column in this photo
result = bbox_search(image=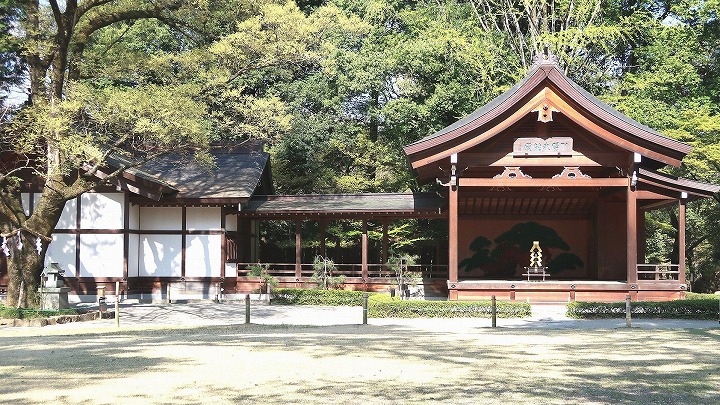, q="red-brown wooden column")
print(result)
[626,184,638,284]
[382,221,389,270]
[319,220,327,258]
[361,220,368,281]
[637,208,646,265]
[448,184,459,300]
[295,220,302,279]
[678,196,687,285]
